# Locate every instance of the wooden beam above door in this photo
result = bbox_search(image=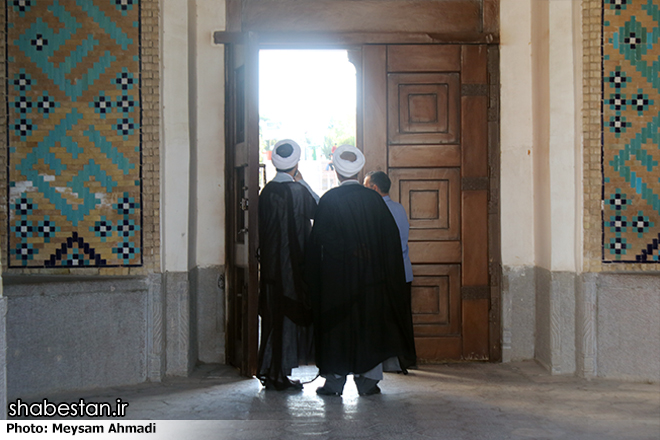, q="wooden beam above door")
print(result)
[213,31,498,47]
[242,0,481,33]
[220,0,499,45]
